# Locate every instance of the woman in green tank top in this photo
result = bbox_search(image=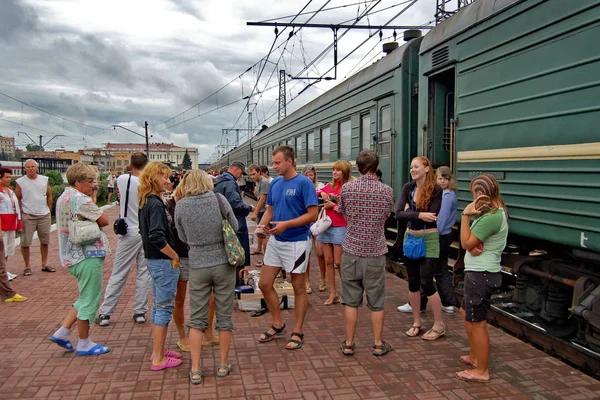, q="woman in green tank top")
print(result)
[458,174,509,383]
